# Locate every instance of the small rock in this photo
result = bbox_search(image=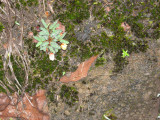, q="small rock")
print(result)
[64,110,70,116]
